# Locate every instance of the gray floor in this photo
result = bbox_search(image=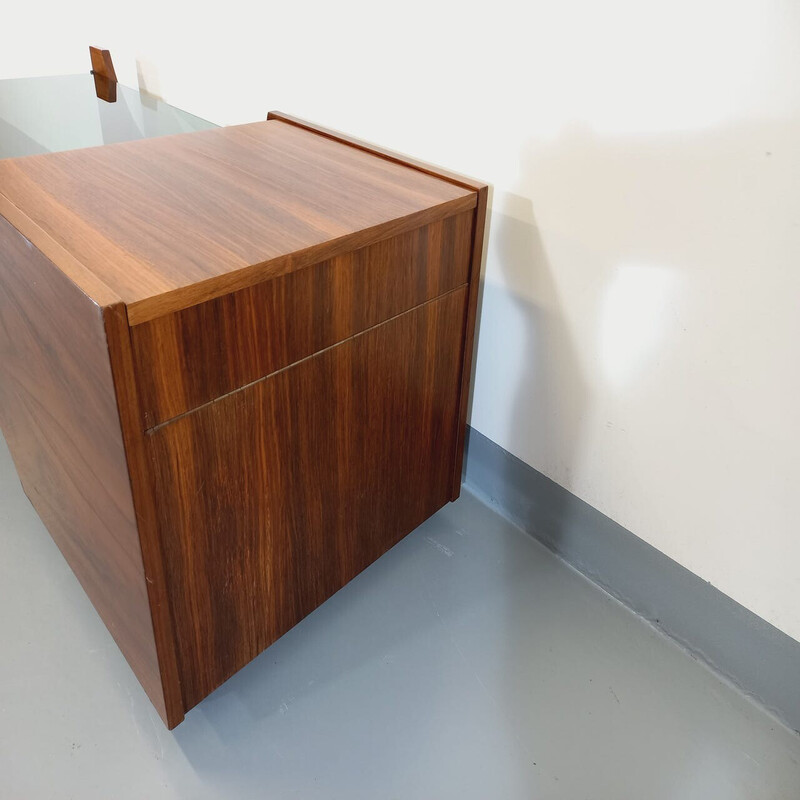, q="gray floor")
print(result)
[1,434,799,799]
